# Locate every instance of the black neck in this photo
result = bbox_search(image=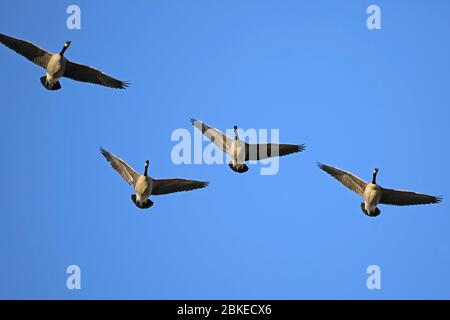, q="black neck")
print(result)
[60,46,68,56]
[144,166,148,177]
[372,172,377,184]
